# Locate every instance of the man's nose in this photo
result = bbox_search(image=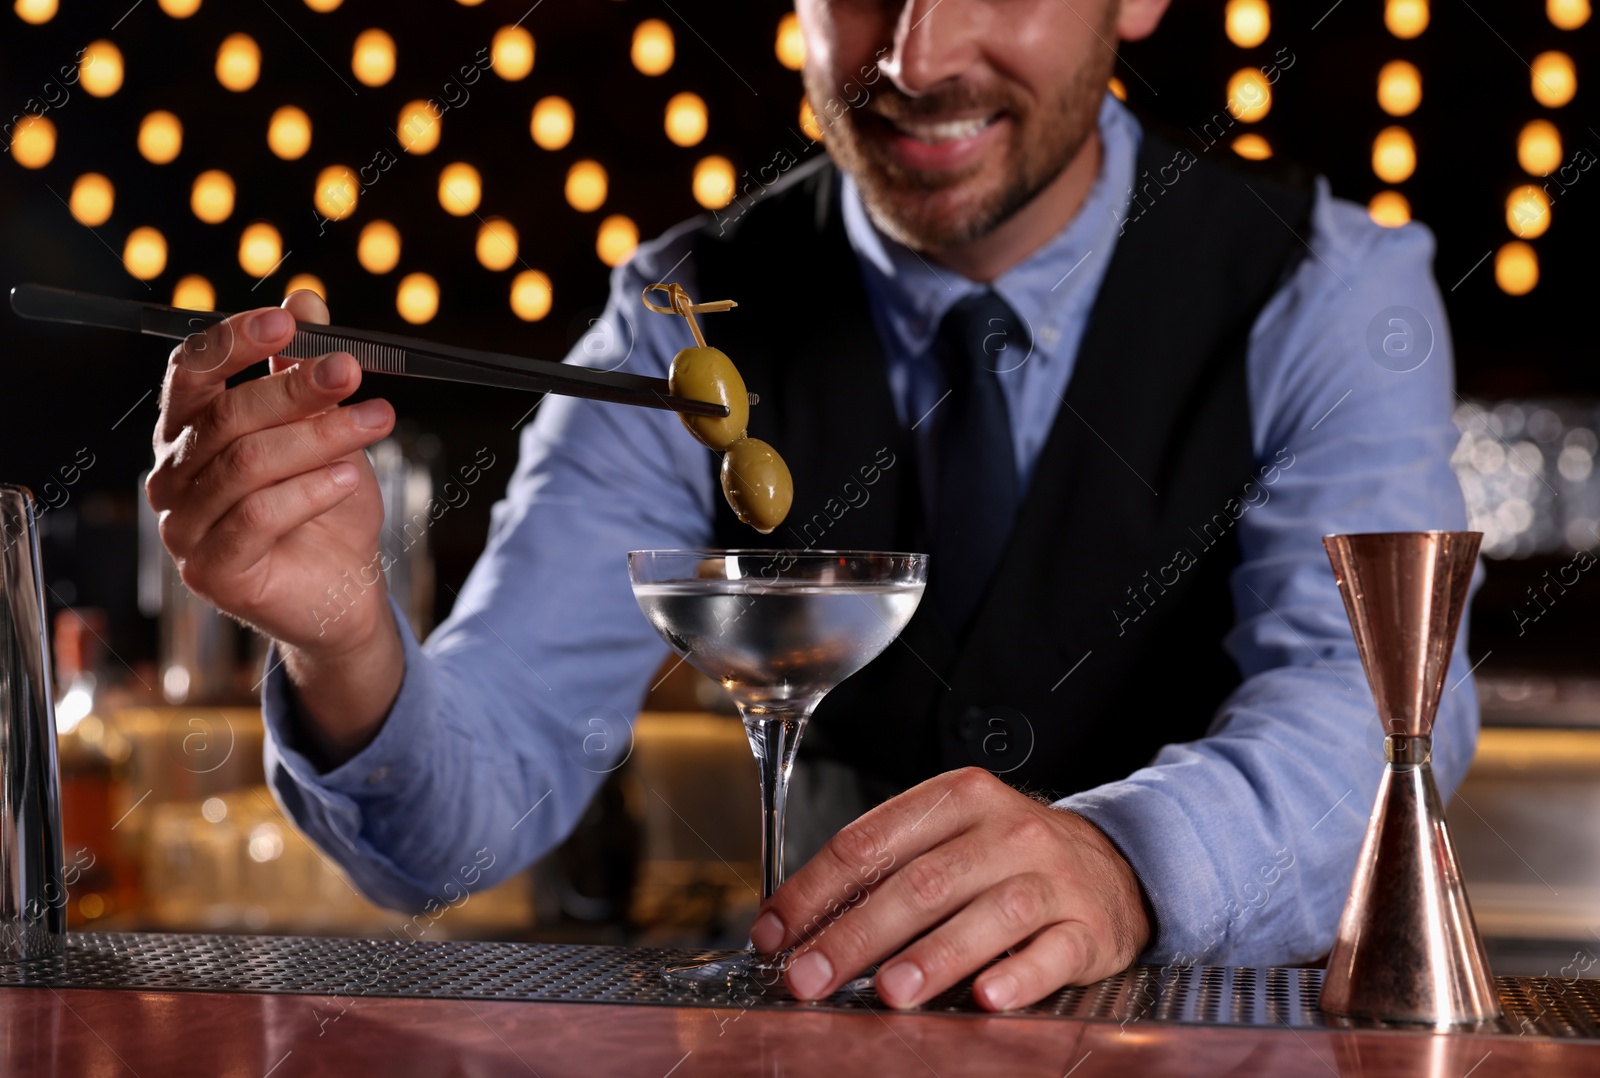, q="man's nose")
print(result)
[878,0,986,97]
